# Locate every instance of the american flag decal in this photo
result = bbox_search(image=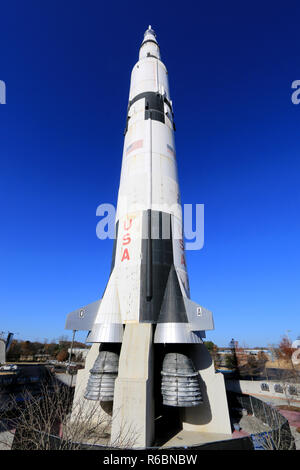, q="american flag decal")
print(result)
[167,144,175,156]
[126,139,143,155]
